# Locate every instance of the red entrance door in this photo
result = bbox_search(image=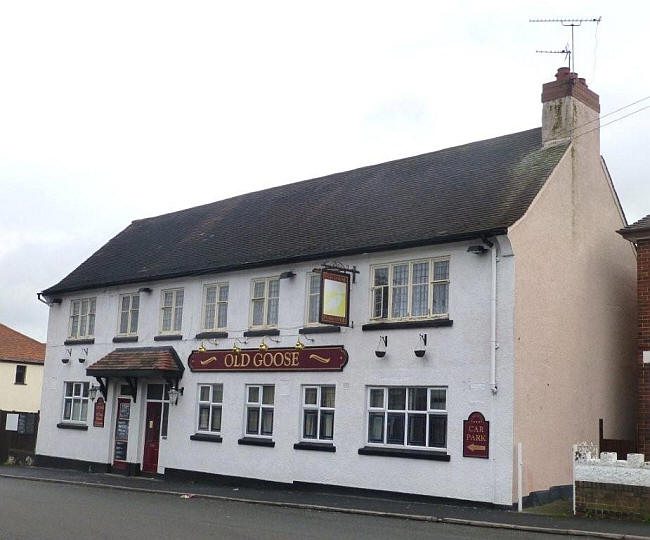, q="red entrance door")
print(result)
[142,402,162,473]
